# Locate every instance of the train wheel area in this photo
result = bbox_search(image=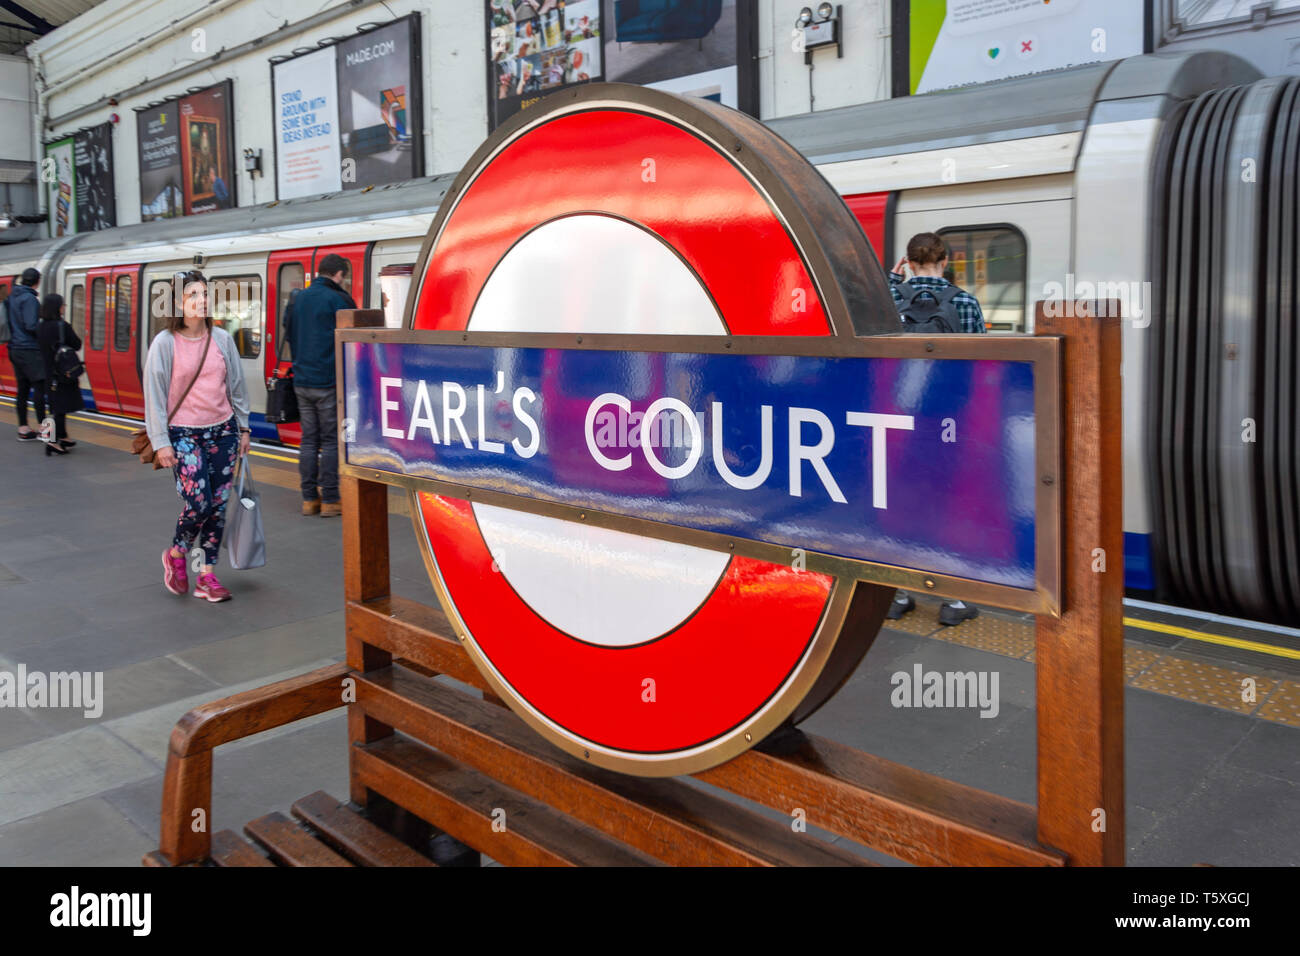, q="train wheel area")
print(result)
[0,407,1295,866]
